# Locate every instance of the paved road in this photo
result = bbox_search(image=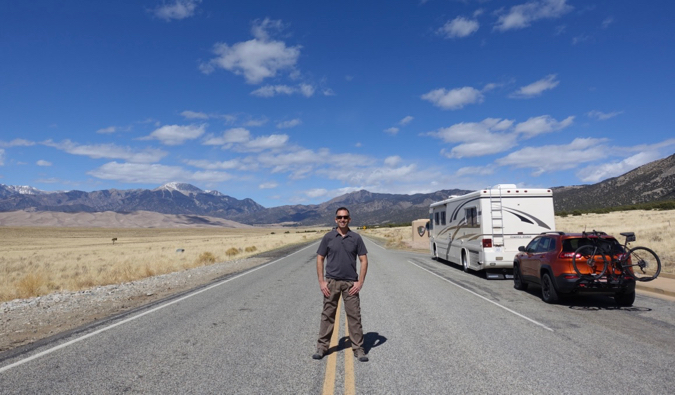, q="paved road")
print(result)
[1,236,674,394]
